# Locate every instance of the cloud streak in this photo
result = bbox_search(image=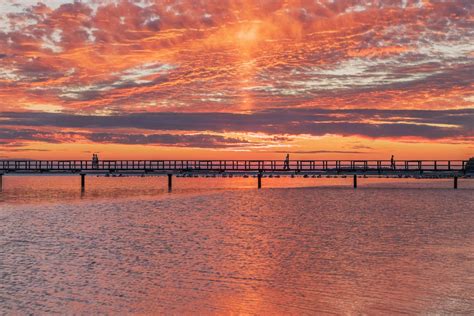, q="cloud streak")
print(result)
[0,128,252,149]
[1,108,472,146]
